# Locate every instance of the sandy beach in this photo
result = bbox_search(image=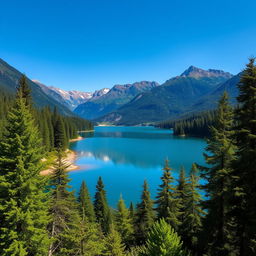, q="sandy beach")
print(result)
[40,149,80,176]
[69,136,85,142]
